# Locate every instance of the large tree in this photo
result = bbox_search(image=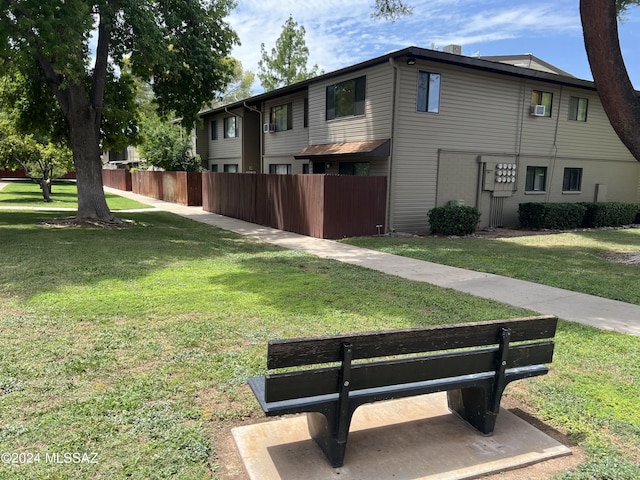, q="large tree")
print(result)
[0,1,238,223]
[580,0,640,161]
[258,15,322,92]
